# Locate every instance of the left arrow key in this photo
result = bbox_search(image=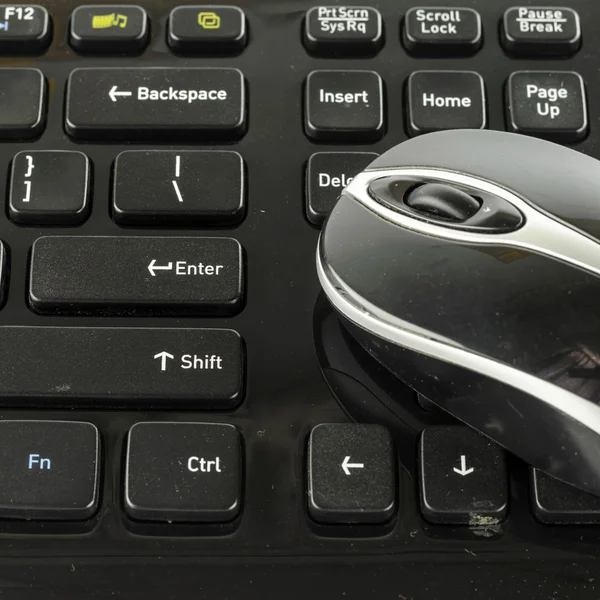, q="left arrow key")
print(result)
[308,424,396,524]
